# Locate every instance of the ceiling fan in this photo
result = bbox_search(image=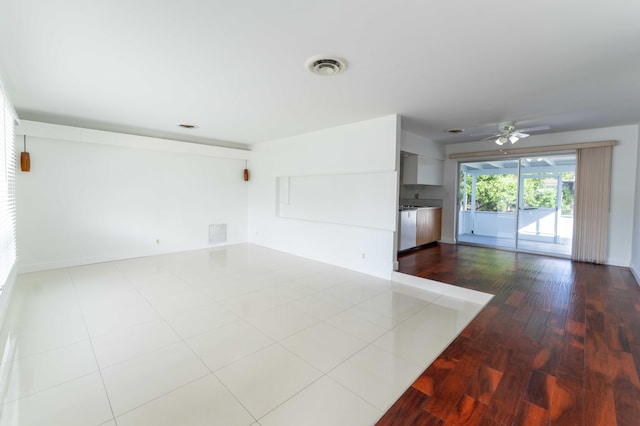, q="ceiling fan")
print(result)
[484,121,551,145]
